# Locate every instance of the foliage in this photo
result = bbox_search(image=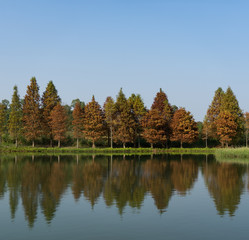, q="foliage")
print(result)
[50,103,68,147]
[0,103,7,143]
[72,102,84,147]
[23,77,42,146]
[171,108,198,147]
[83,96,105,148]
